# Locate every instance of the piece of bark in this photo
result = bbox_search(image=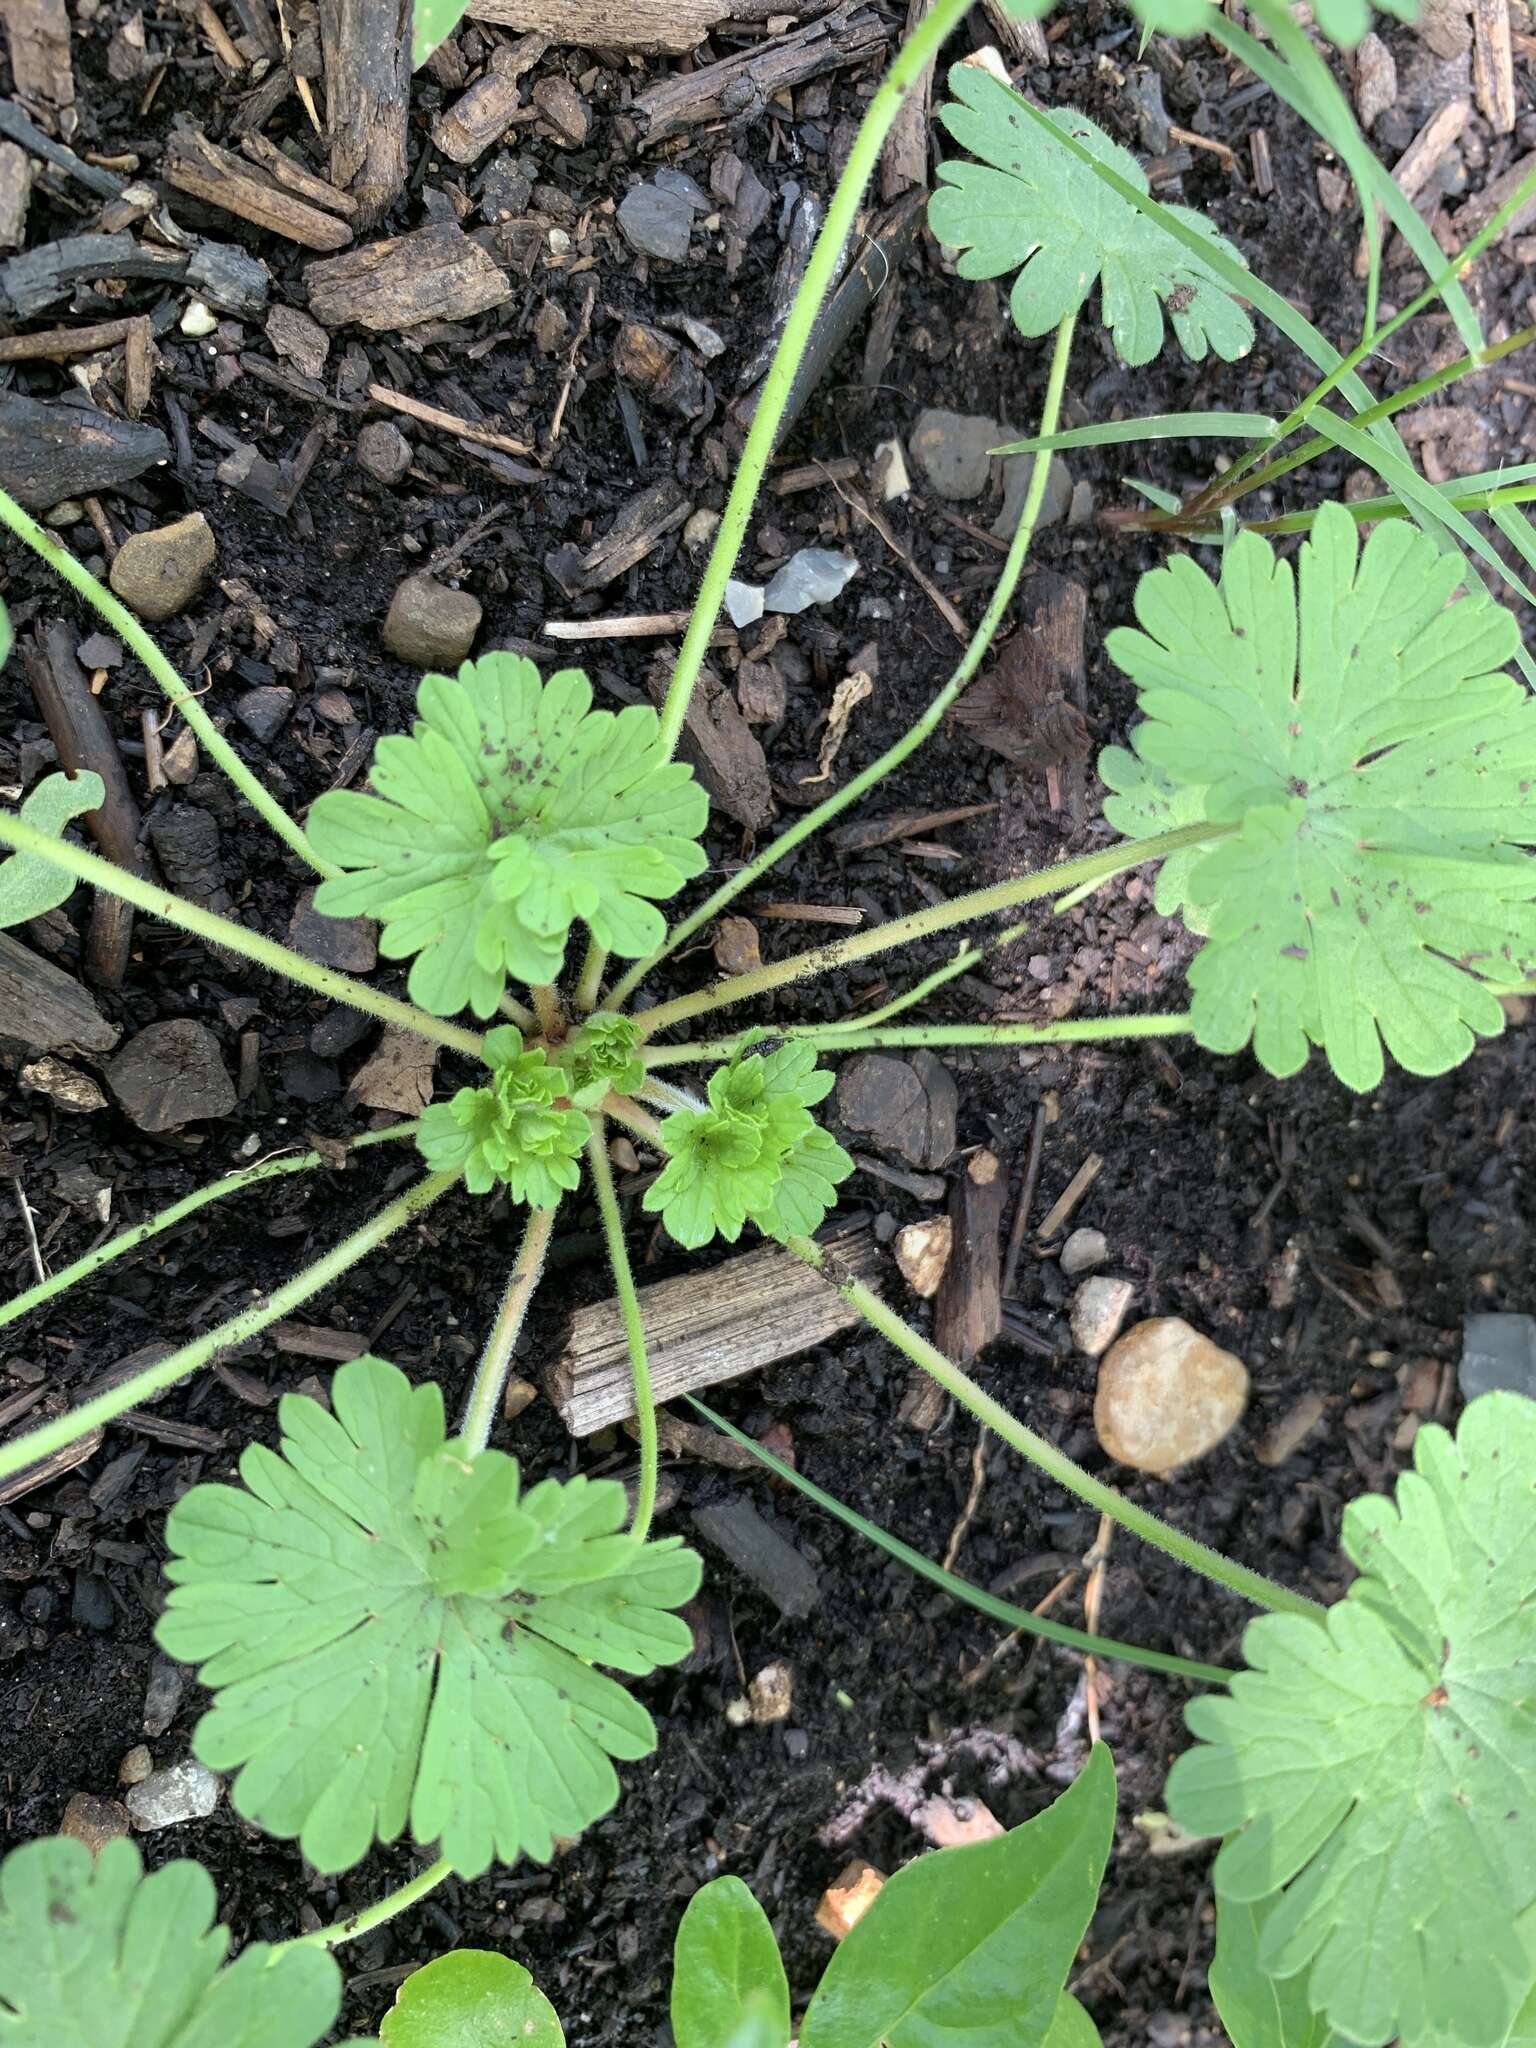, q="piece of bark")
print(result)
[545,478,692,597]
[631,4,888,148]
[0,229,270,319]
[165,127,353,251]
[0,393,169,510]
[933,1148,1007,1366]
[612,319,708,420]
[549,1224,882,1434]
[0,932,119,1052]
[1472,0,1516,134]
[881,0,932,201]
[1453,147,1536,244]
[5,0,75,127]
[0,141,31,249]
[0,96,118,198]
[0,1429,102,1508]
[0,315,143,364]
[318,0,412,225]
[239,133,357,217]
[646,659,773,830]
[431,36,546,162]
[691,1498,821,1617]
[467,0,724,55]
[980,0,1047,60]
[305,221,511,329]
[1354,98,1470,276]
[951,570,1090,799]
